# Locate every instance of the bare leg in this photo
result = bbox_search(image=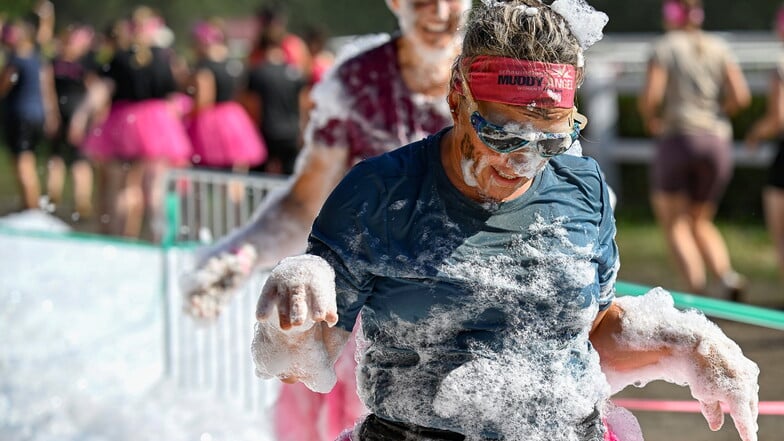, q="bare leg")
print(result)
[46,156,66,205]
[652,191,706,293]
[114,161,145,238]
[14,151,41,210]
[228,164,248,204]
[763,186,784,280]
[97,162,124,235]
[71,159,94,218]
[689,201,732,279]
[142,160,169,242]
